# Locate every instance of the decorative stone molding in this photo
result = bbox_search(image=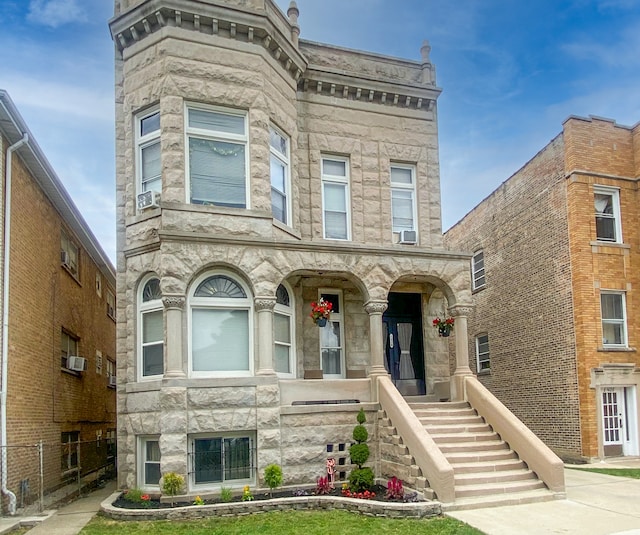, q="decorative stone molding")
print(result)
[364,300,388,315]
[162,296,185,310]
[254,297,276,311]
[448,304,474,317]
